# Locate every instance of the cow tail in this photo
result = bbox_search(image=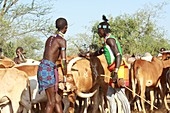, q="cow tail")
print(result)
[130,62,141,104]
